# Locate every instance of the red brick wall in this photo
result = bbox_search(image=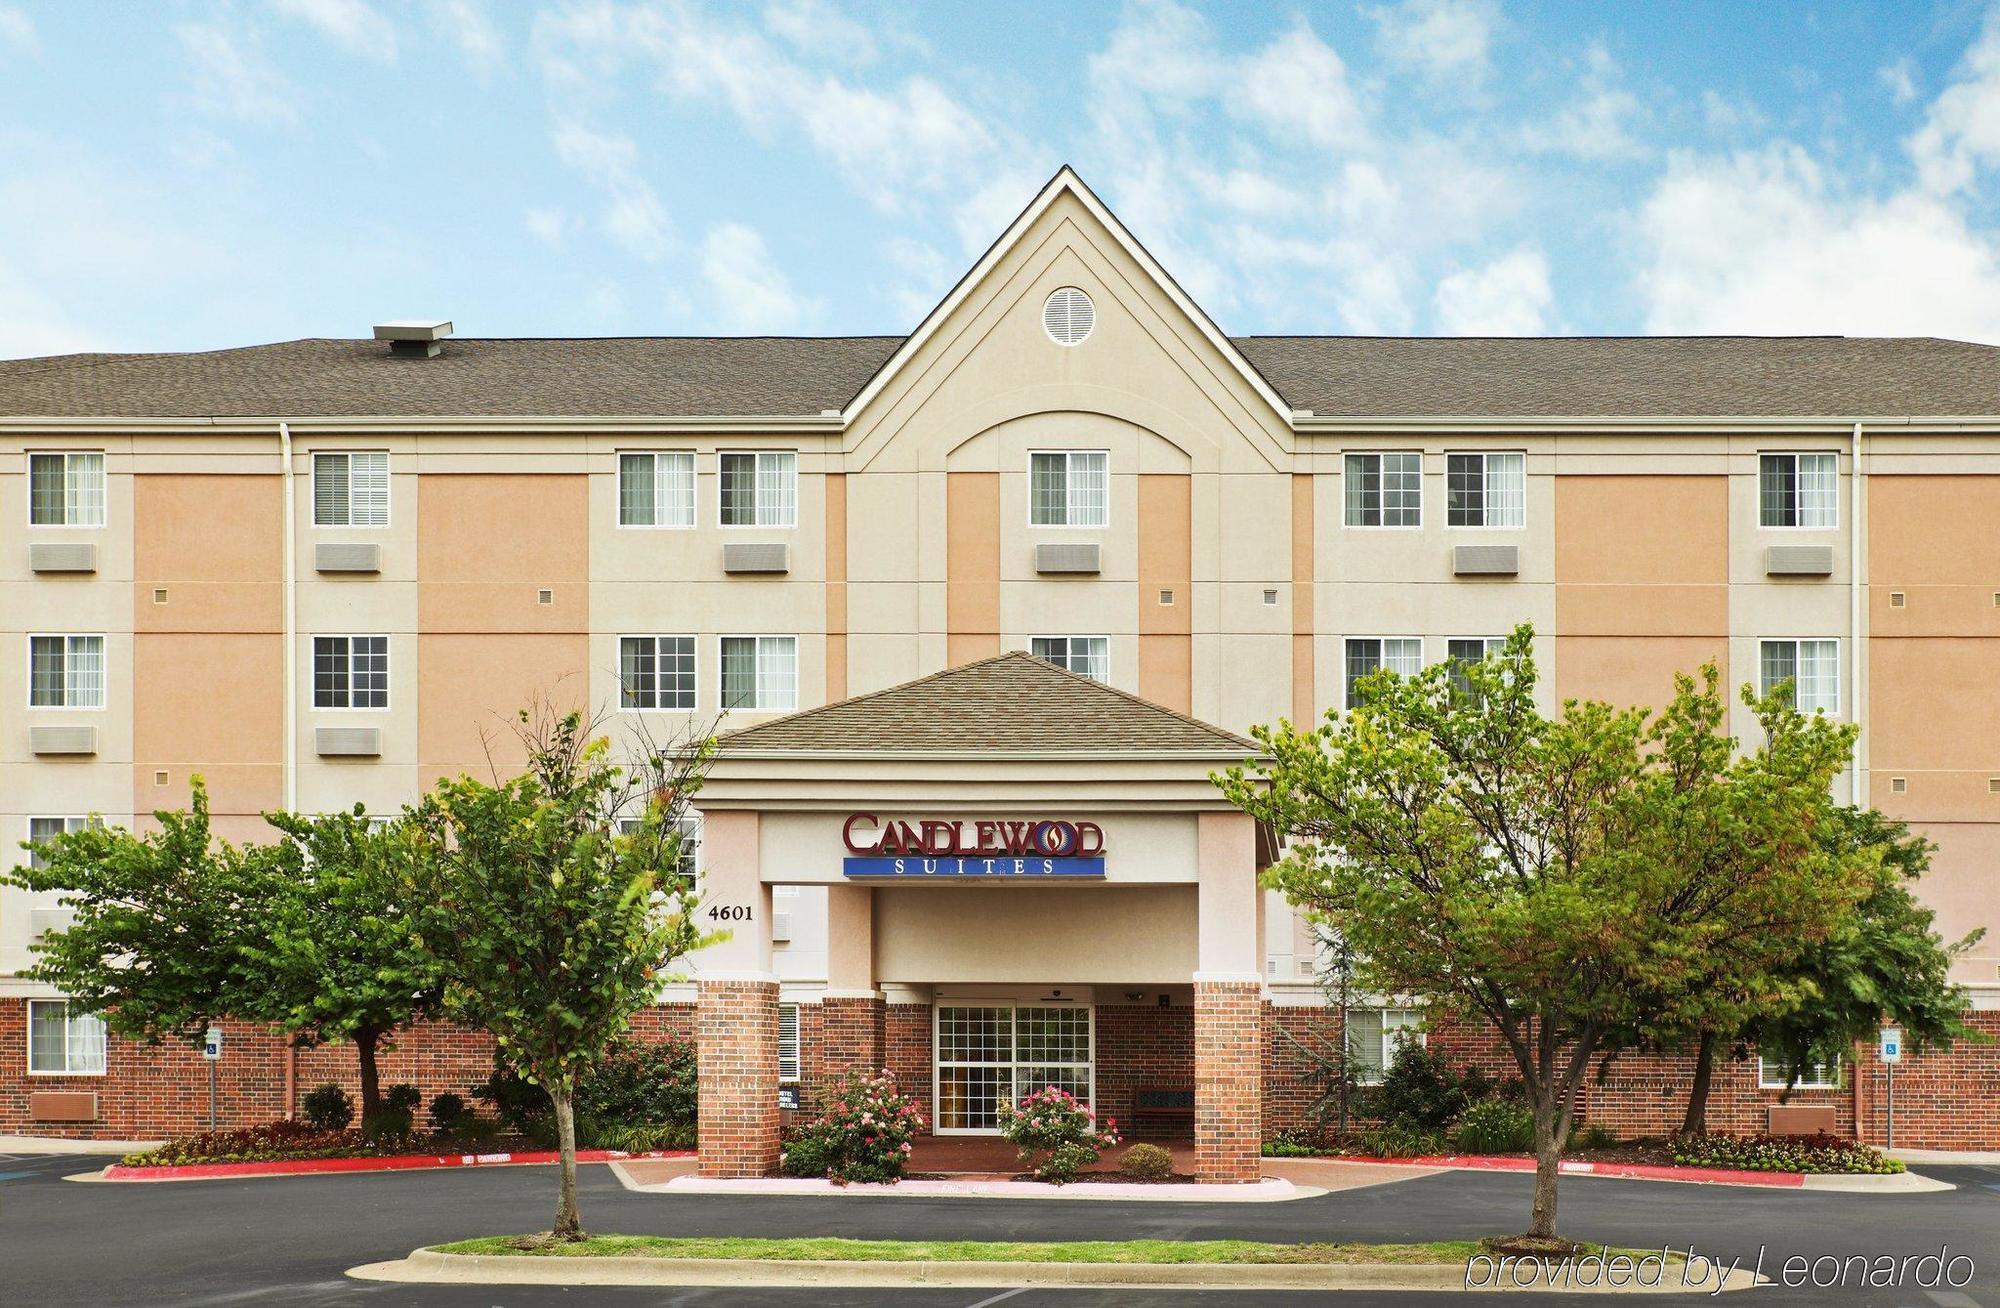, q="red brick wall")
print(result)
[1852,1012,2000,1150]
[696,980,781,1178]
[884,1002,934,1126]
[1096,1002,1194,1134]
[1193,980,1263,1182]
